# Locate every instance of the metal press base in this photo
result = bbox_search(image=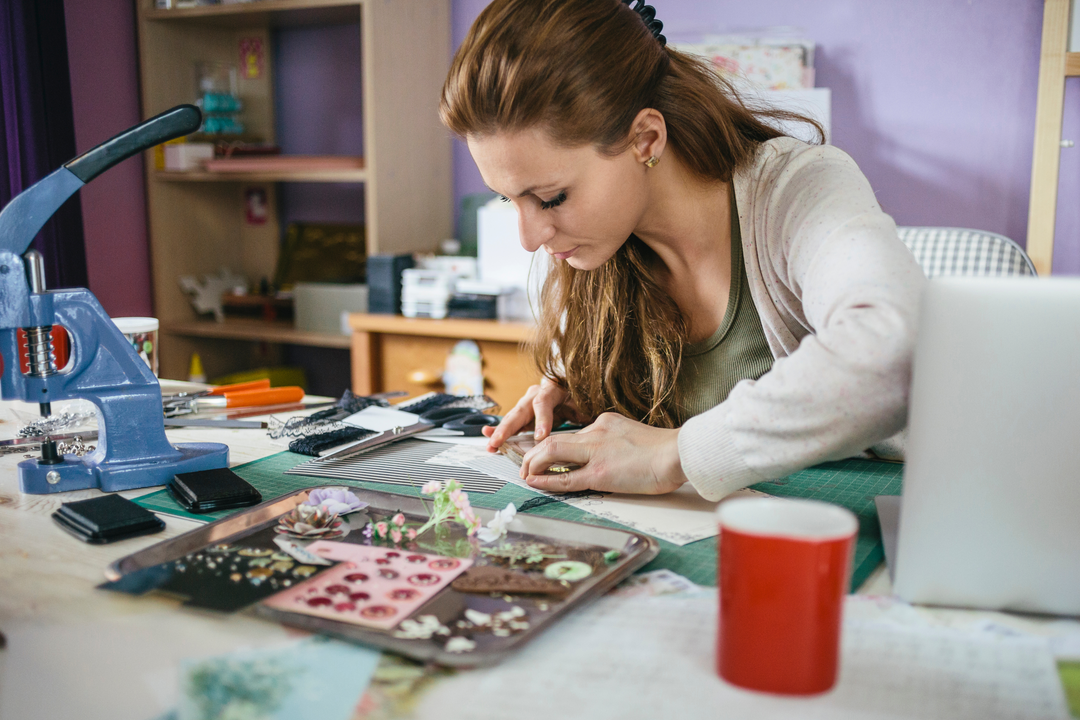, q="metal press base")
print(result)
[18,442,229,494]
